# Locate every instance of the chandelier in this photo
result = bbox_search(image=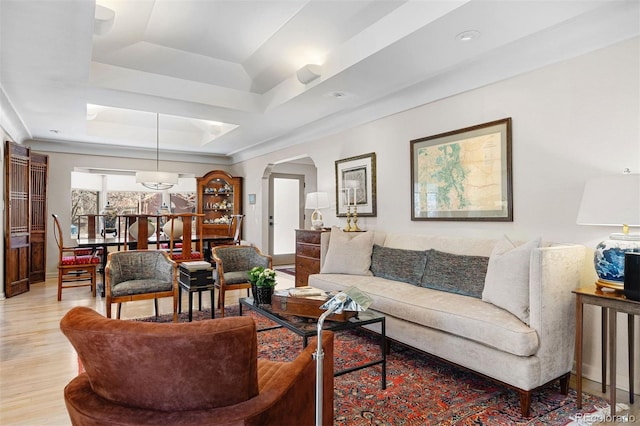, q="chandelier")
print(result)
[136,113,179,190]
